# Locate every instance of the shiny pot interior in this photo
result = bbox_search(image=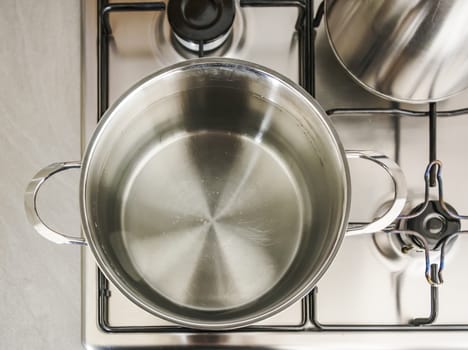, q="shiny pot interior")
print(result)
[80,58,350,329]
[325,0,468,103]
